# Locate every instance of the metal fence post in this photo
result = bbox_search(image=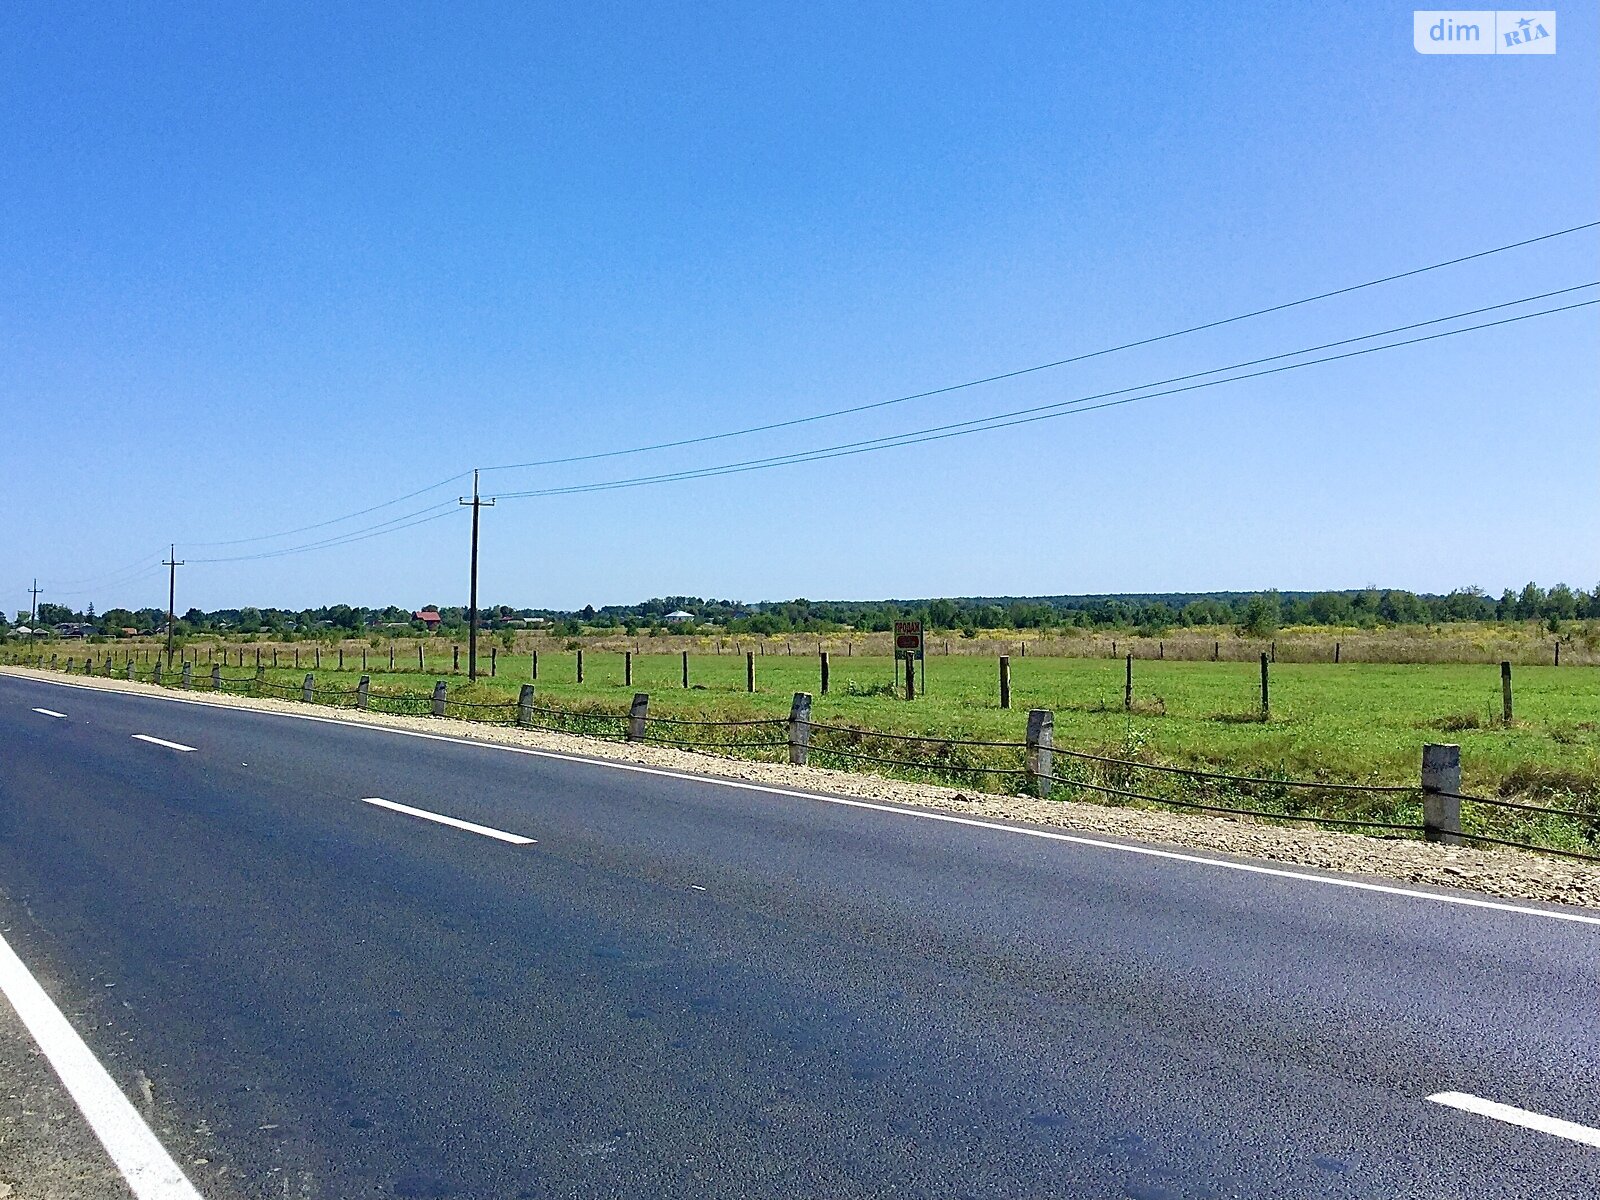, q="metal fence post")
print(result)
[998,655,1010,709]
[820,650,830,696]
[1026,708,1054,798]
[747,652,755,693]
[1501,661,1513,724]
[432,680,447,716]
[182,661,193,690]
[682,650,689,688]
[1124,654,1133,710]
[517,684,534,727]
[625,651,632,687]
[627,693,649,741]
[532,649,539,680]
[789,692,813,766]
[357,674,370,709]
[1421,743,1463,845]
[577,649,584,683]
[302,673,314,703]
